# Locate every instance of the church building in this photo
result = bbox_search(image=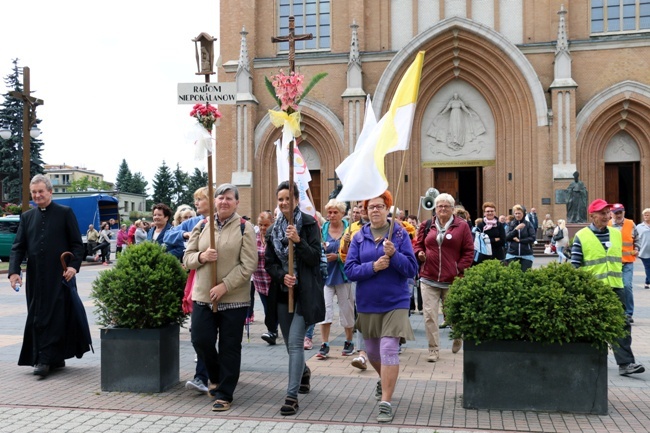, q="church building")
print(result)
[216,0,650,222]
